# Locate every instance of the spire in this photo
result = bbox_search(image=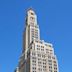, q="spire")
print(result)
[27,7,35,14]
[27,7,34,11]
